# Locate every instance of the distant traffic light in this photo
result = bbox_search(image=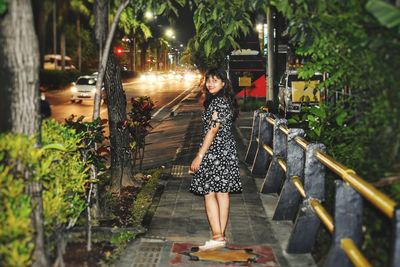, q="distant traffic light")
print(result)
[116,48,123,55]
